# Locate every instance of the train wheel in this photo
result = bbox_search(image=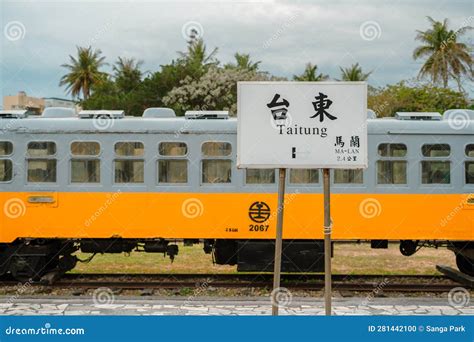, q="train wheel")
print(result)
[456,254,474,276]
